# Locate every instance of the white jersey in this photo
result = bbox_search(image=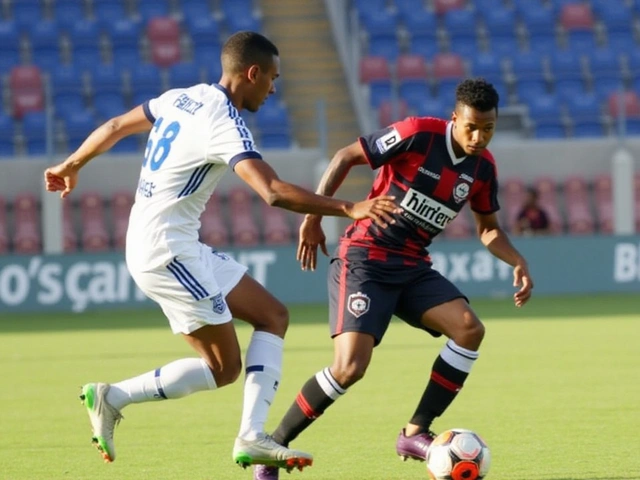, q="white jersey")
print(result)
[126,83,261,271]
